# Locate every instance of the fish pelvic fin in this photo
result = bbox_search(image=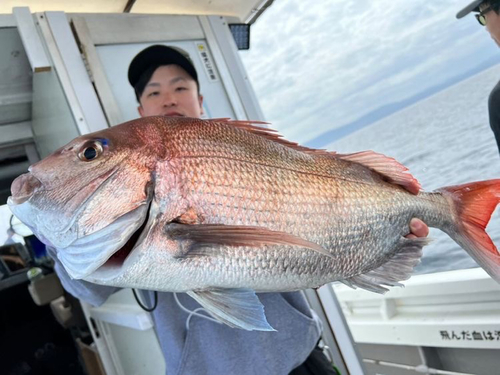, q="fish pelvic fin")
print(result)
[341,237,429,294]
[165,223,333,259]
[438,179,500,284]
[338,151,421,195]
[187,288,275,331]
